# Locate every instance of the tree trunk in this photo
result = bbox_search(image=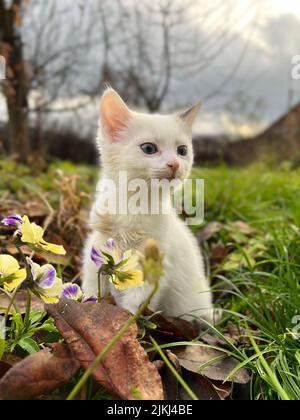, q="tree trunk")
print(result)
[0,0,30,162]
